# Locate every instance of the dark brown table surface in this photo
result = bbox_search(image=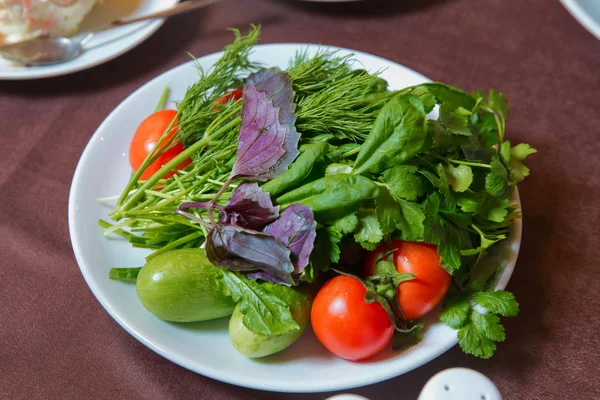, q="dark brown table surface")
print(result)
[2,0,599,399]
